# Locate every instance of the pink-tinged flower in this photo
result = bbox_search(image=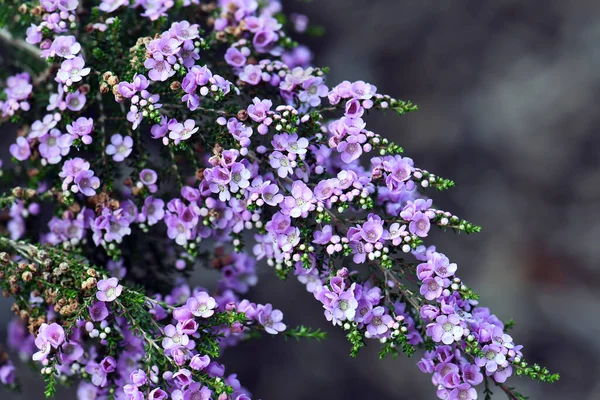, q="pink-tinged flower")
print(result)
[247,97,272,122]
[420,276,444,300]
[350,80,377,100]
[49,35,81,59]
[281,180,314,218]
[141,196,165,226]
[9,137,31,161]
[257,304,286,334]
[39,129,73,164]
[99,0,127,13]
[96,278,123,302]
[239,64,262,85]
[409,211,431,237]
[66,116,94,145]
[161,323,190,351]
[449,383,477,400]
[56,56,91,85]
[186,292,216,318]
[168,119,199,144]
[429,314,464,345]
[129,369,147,386]
[105,134,133,162]
[476,344,507,374]
[182,383,211,400]
[365,306,393,336]
[32,330,51,361]
[65,91,86,111]
[145,54,175,82]
[74,170,100,196]
[337,134,366,163]
[189,354,210,371]
[45,323,65,348]
[225,47,247,67]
